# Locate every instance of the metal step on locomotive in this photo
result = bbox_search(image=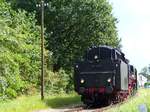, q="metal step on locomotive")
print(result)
[74,45,137,106]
